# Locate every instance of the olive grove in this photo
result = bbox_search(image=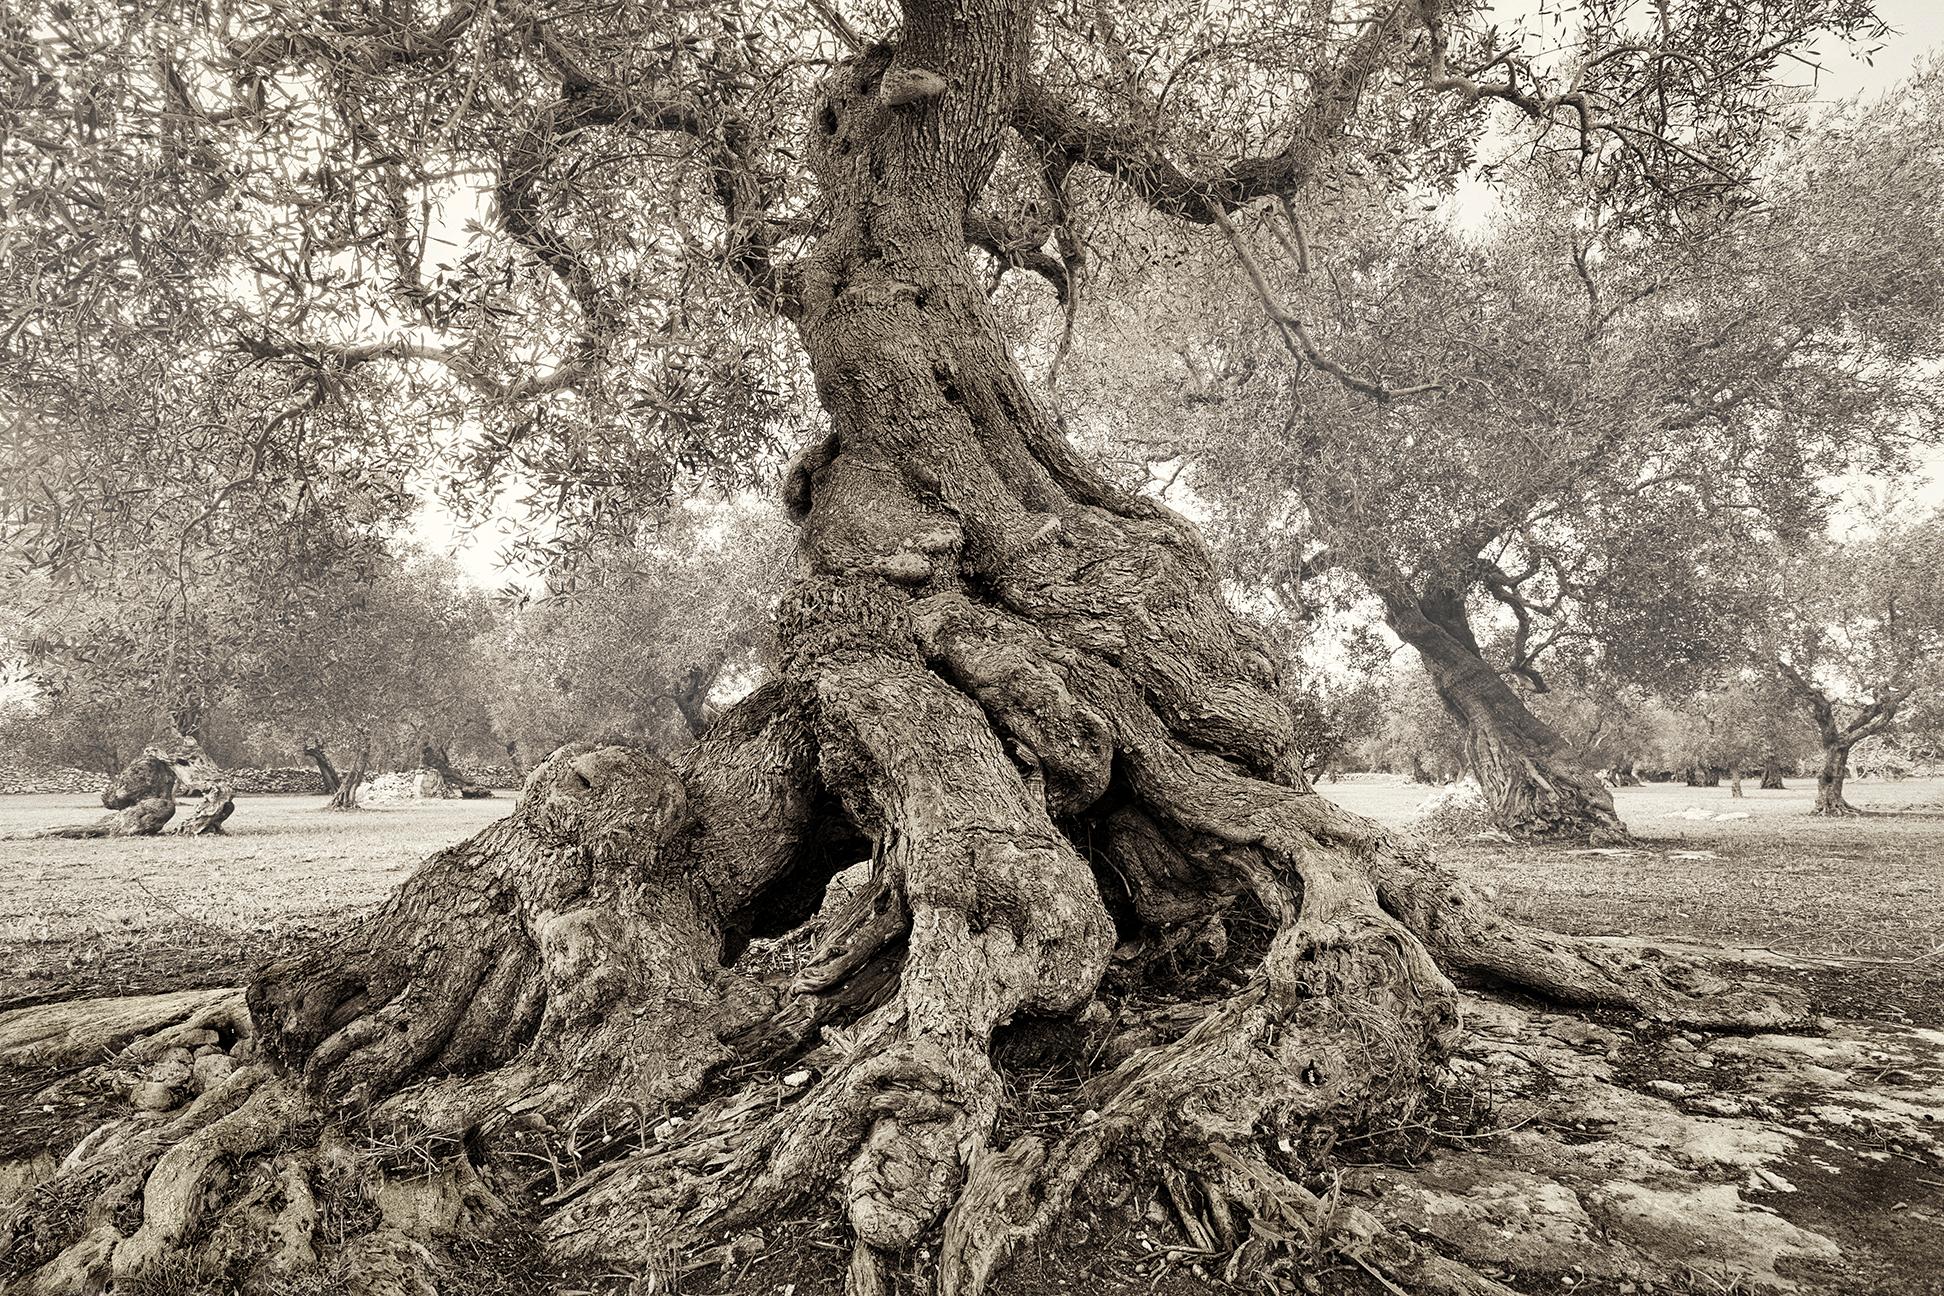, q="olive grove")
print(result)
[0,0,1928,1293]
[1060,64,1944,840]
